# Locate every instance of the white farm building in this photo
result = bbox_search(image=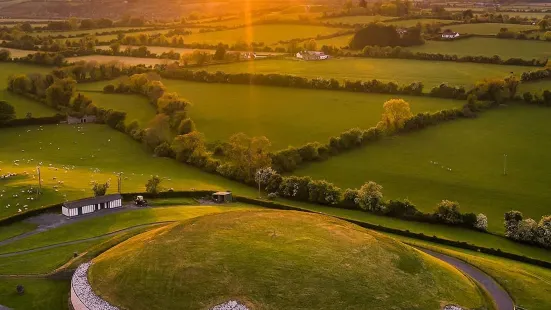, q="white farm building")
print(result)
[62,194,123,217]
[296,51,329,61]
[442,29,460,39]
